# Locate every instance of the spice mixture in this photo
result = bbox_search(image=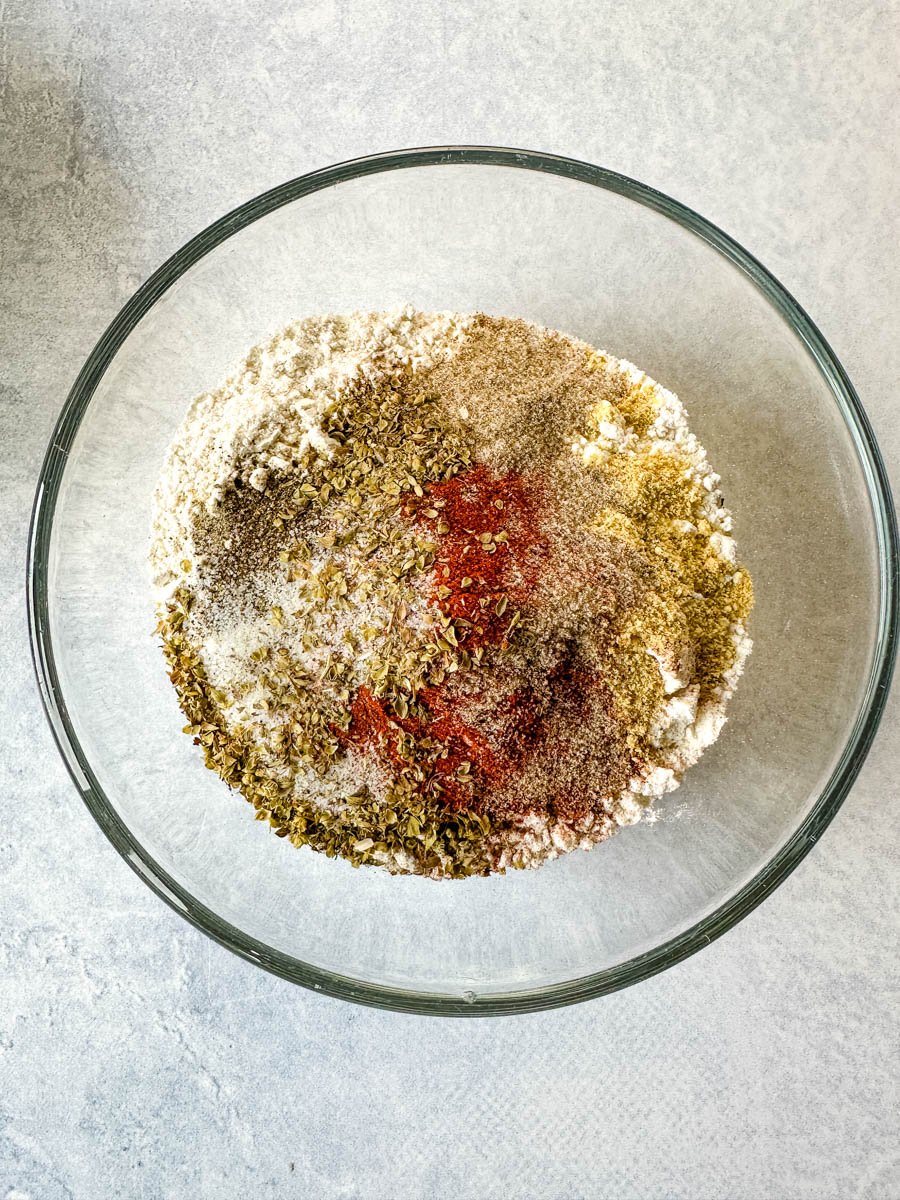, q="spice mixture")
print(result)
[151,308,753,878]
